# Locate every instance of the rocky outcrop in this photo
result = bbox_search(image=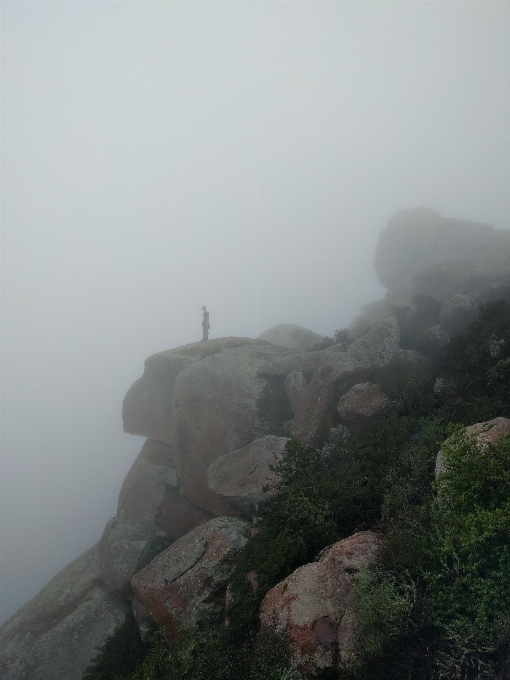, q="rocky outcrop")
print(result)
[207,436,288,516]
[436,417,510,478]
[99,439,211,598]
[374,207,510,302]
[337,383,388,427]
[257,324,324,350]
[131,517,250,641]
[286,318,400,445]
[172,341,308,516]
[259,531,382,675]
[0,544,128,680]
